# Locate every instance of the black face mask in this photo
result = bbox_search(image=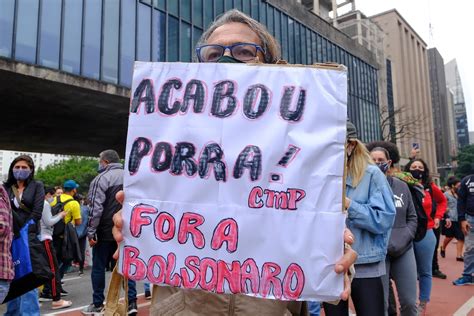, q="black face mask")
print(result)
[216,55,244,63]
[410,169,424,180]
